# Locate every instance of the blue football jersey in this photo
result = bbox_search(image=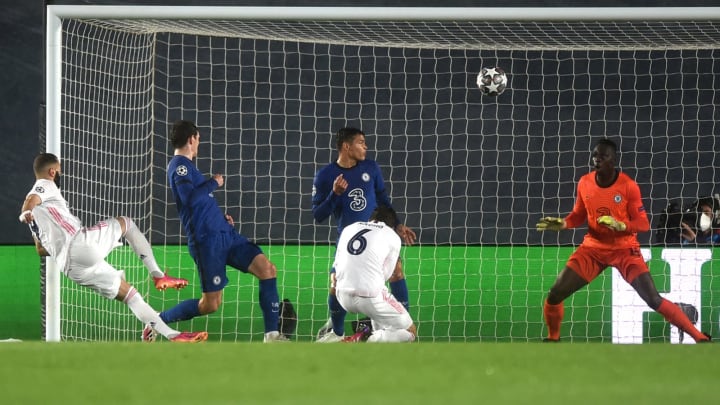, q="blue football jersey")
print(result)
[167,155,233,246]
[312,159,398,240]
